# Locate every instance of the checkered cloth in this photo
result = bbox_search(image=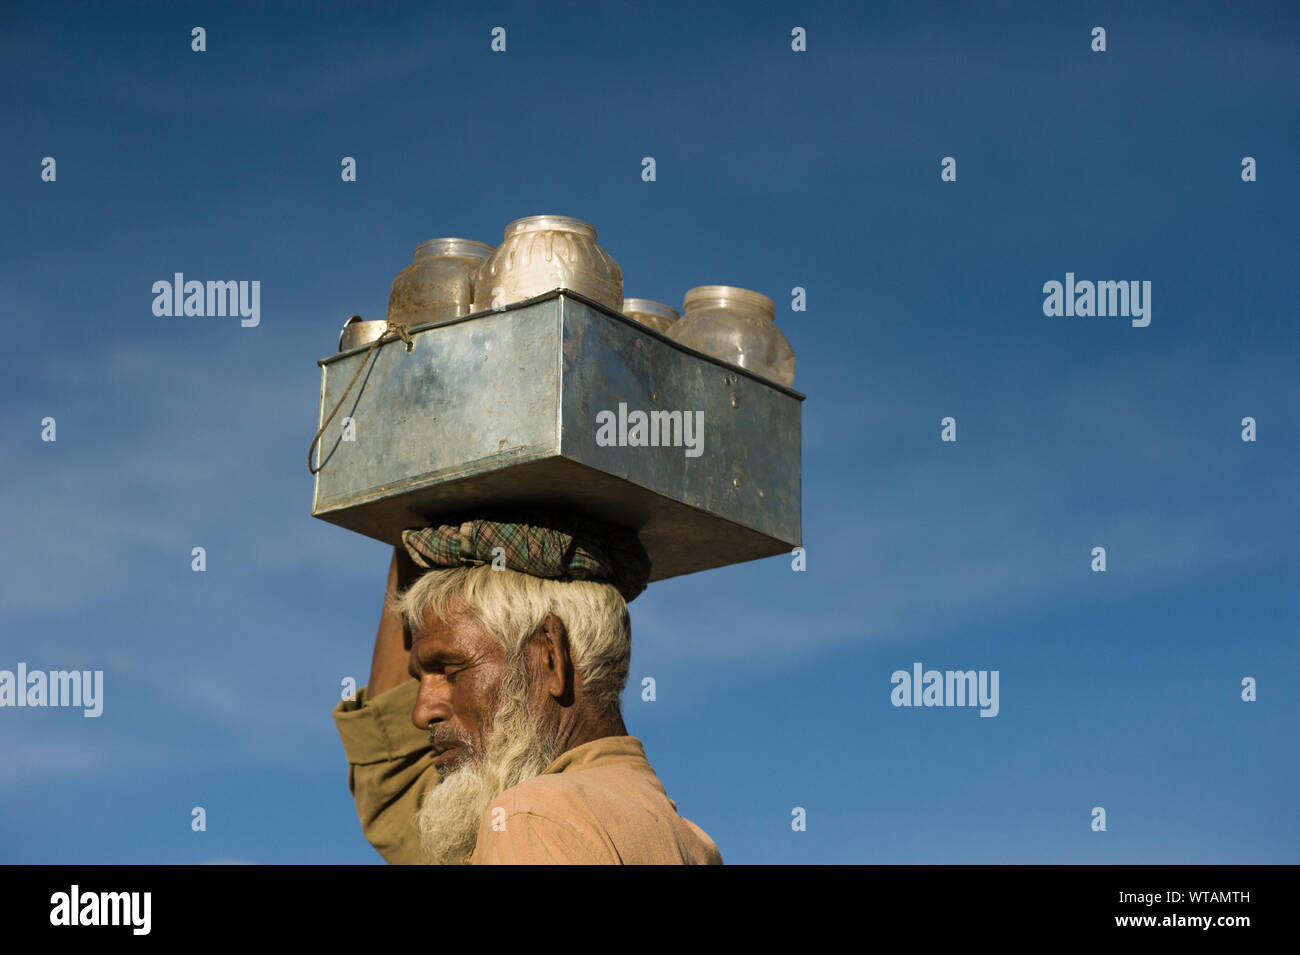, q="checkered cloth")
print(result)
[401,510,651,602]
